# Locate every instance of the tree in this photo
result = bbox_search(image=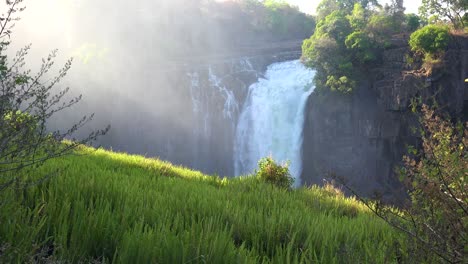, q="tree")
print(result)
[384,0,405,32]
[406,13,421,32]
[347,3,367,30]
[316,0,380,20]
[262,0,315,39]
[385,0,405,15]
[302,1,392,94]
[419,0,467,28]
[302,10,356,93]
[0,0,109,192]
[345,31,377,64]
